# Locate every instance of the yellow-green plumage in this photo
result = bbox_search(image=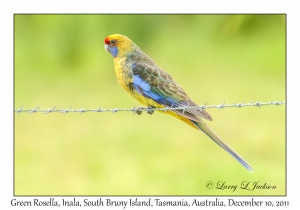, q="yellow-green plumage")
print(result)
[104,34,253,172]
